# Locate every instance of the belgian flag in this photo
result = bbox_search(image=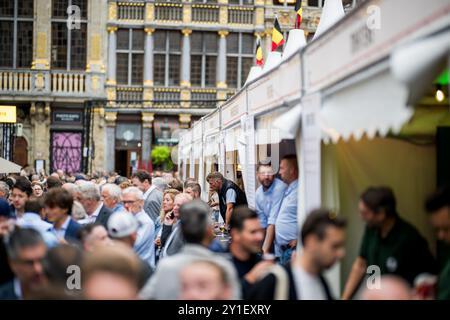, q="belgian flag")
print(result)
[271,17,285,51]
[255,37,264,66]
[295,0,303,29]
